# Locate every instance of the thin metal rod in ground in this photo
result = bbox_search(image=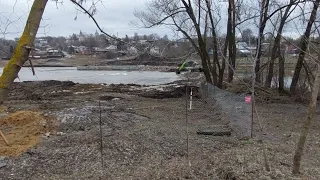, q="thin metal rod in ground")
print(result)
[189,87,193,110]
[250,0,264,138]
[99,101,104,169]
[251,56,256,139]
[185,84,190,166]
[251,99,254,138]
[254,108,271,171]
